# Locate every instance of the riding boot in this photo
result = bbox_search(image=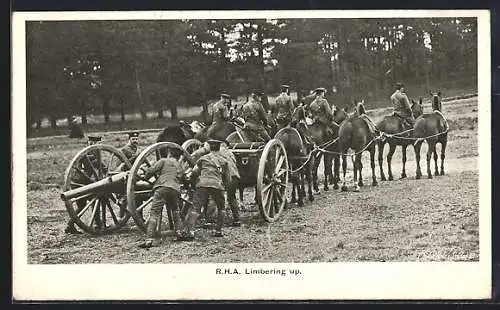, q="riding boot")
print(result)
[230,205,241,227]
[177,210,198,241]
[172,210,183,237]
